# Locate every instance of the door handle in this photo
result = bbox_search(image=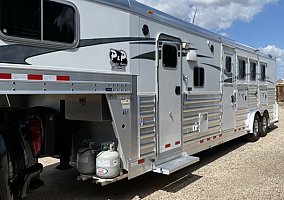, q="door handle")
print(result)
[231,95,236,103]
[175,86,181,95]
